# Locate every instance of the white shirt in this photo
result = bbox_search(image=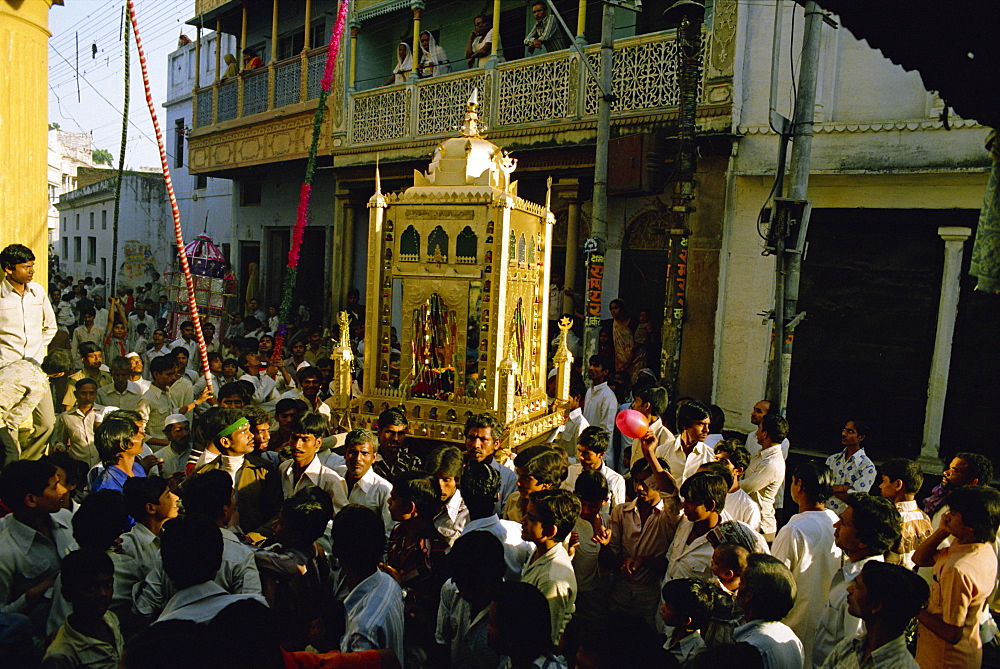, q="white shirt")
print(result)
[583,382,617,436]
[0,510,77,616]
[435,578,499,669]
[666,512,767,582]
[771,509,842,668]
[137,384,178,443]
[725,487,762,532]
[461,515,532,582]
[631,418,674,471]
[0,278,58,366]
[240,371,281,411]
[344,467,393,533]
[548,407,589,455]
[153,442,192,479]
[52,404,105,467]
[118,522,162,574]
[734,619,804,669]
[745,433,790,459]
[434,490,469,546]
[740,444,785,536]
[471,28,495,67]
[562,463,626,515]
[521,543,577,644]
[278,388,331,418]
[279,456,349,513]
[97,381,142,412]
[155,580,266,624]
[656,435,715,486]
[341,570,405,661]
[811,555,883,666]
